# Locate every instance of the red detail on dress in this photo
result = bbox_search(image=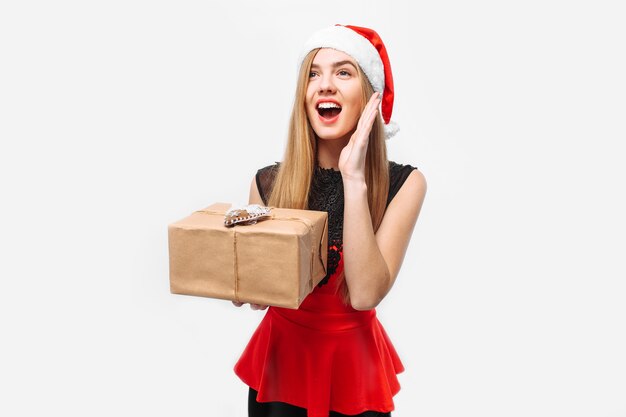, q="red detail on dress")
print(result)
[234,255,404,417]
